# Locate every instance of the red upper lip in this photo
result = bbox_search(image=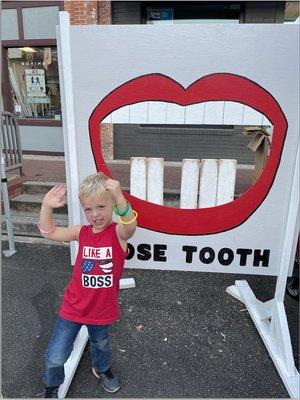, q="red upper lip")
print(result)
[89,73,287,235]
